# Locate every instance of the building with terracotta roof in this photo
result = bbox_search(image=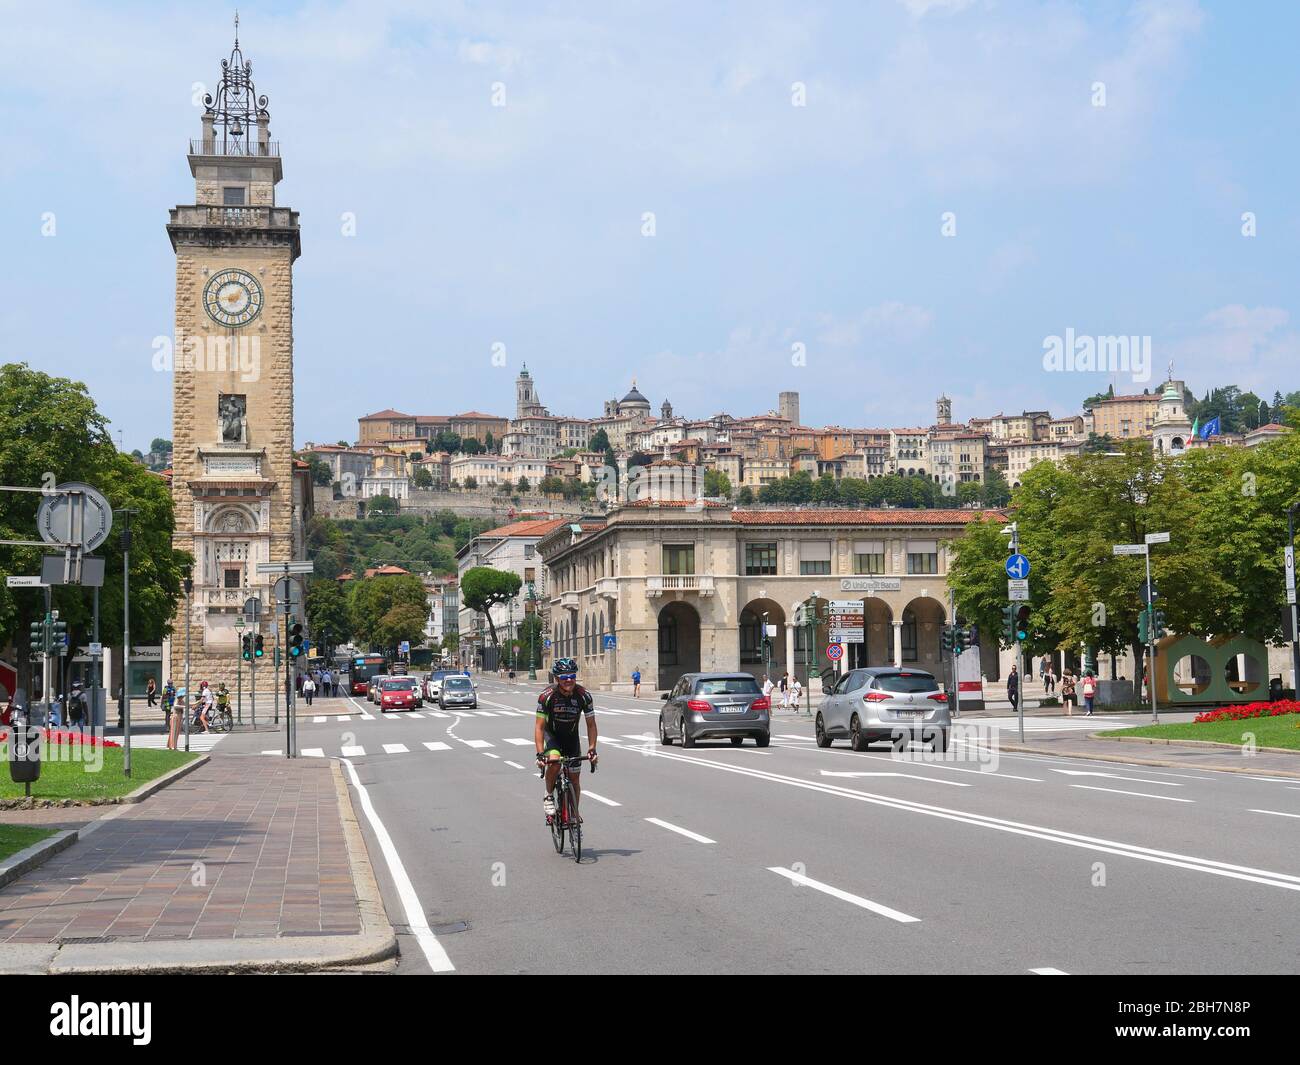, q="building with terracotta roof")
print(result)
[537,502,1005,692]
